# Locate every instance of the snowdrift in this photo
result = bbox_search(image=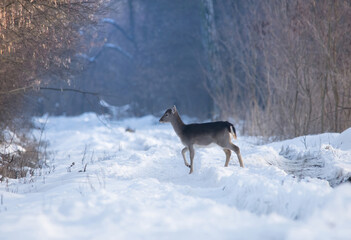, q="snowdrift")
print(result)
[267,131,351,187]
[0,113,350,239]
